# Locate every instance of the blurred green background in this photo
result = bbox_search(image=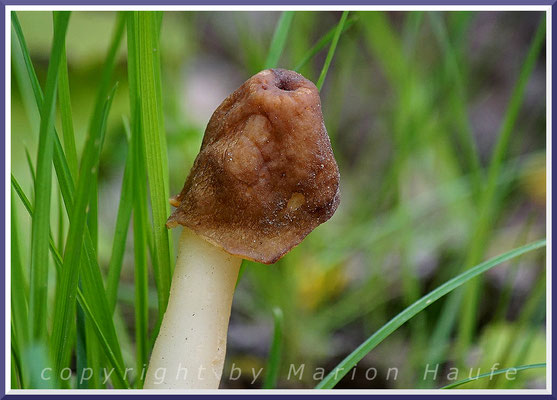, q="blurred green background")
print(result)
[11,11,546,389]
